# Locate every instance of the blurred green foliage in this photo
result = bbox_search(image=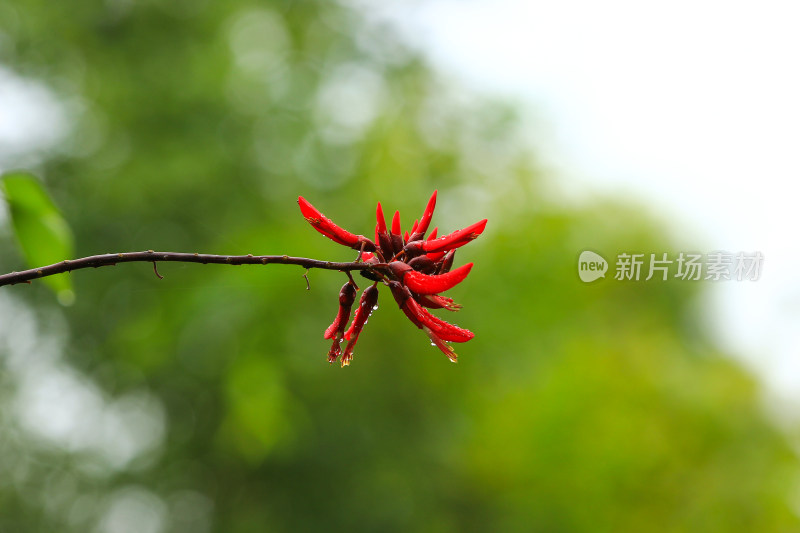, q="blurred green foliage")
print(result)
[0,1,798,532]
[1,171,75,304]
